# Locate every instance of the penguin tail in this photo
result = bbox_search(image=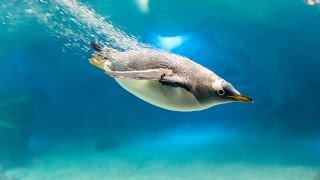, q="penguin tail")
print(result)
[91,41,103,52]
[89,41,111,69]
[91,41,115,53]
